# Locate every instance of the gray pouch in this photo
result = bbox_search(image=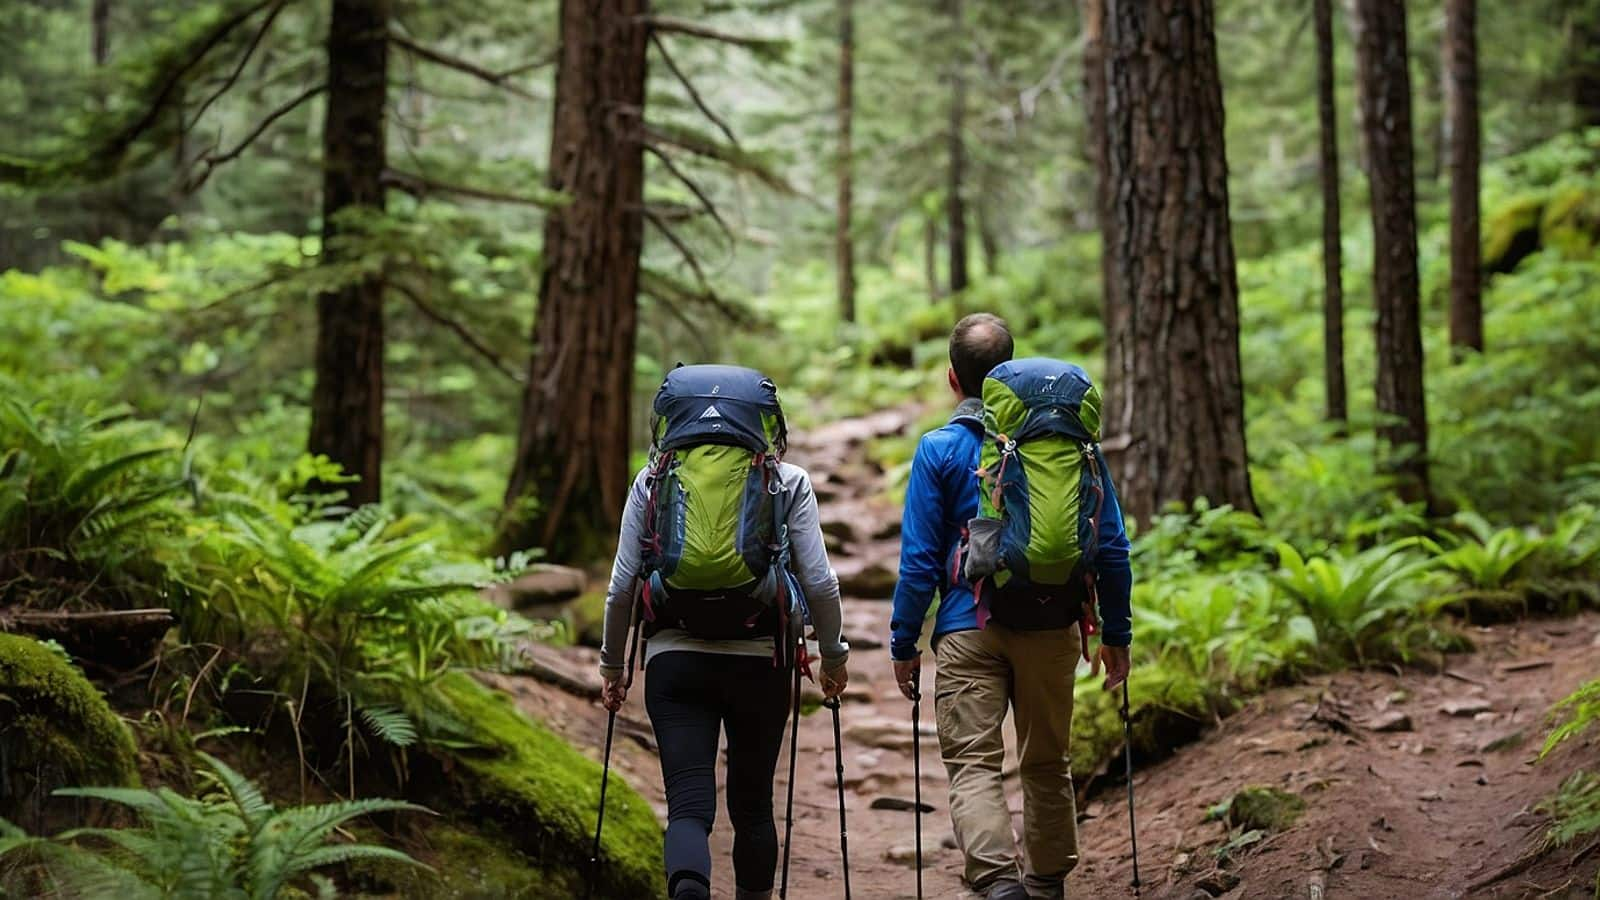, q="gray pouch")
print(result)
[963,517,1005,583]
